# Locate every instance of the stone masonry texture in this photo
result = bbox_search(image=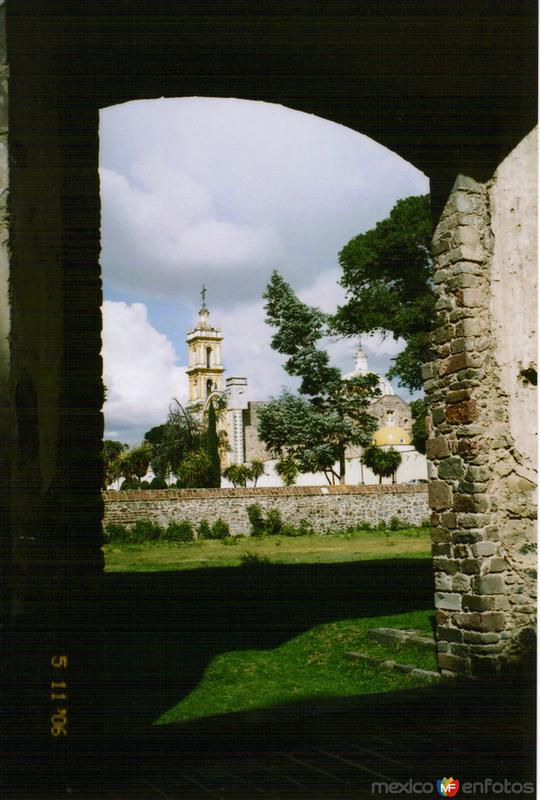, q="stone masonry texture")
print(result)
[425,131,537,677]
[103,484,429,534]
